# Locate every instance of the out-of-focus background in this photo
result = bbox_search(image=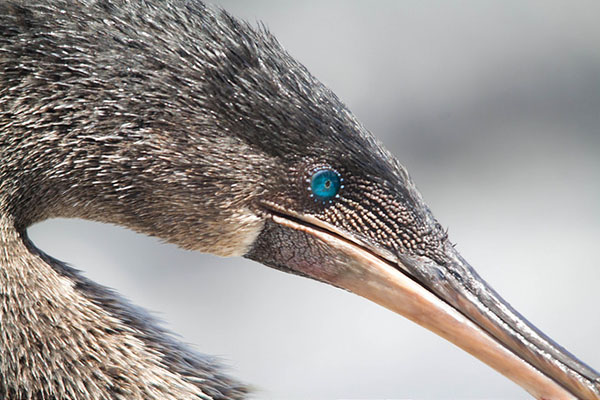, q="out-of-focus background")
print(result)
[29,1,600,399]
